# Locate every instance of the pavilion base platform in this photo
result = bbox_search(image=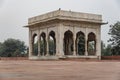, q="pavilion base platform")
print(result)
[29,55,100,60]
